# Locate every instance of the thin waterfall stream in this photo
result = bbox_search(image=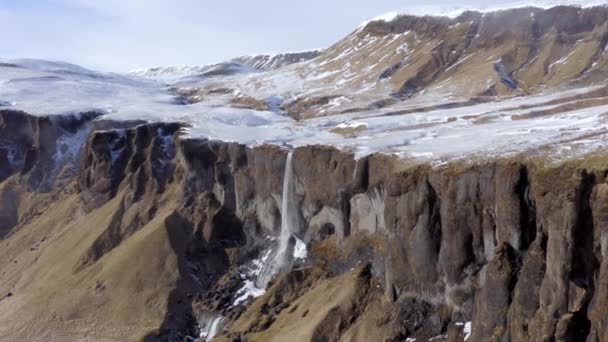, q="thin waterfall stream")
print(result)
[256,151,295,288]
[277,150,294,265]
